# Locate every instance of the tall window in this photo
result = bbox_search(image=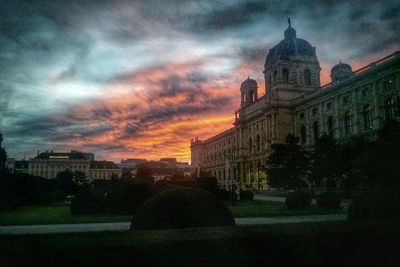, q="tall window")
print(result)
[304,69,311,86]
[344,111,353,135]
[273,70,278,83]
[282,69,289,83]
[248,137,253,154]
[362,105,373,130]
[384,97,396,121]
[256,135,261,152]
[327,116,334,137]
[300,125,306,144]
[313,121,319,142]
